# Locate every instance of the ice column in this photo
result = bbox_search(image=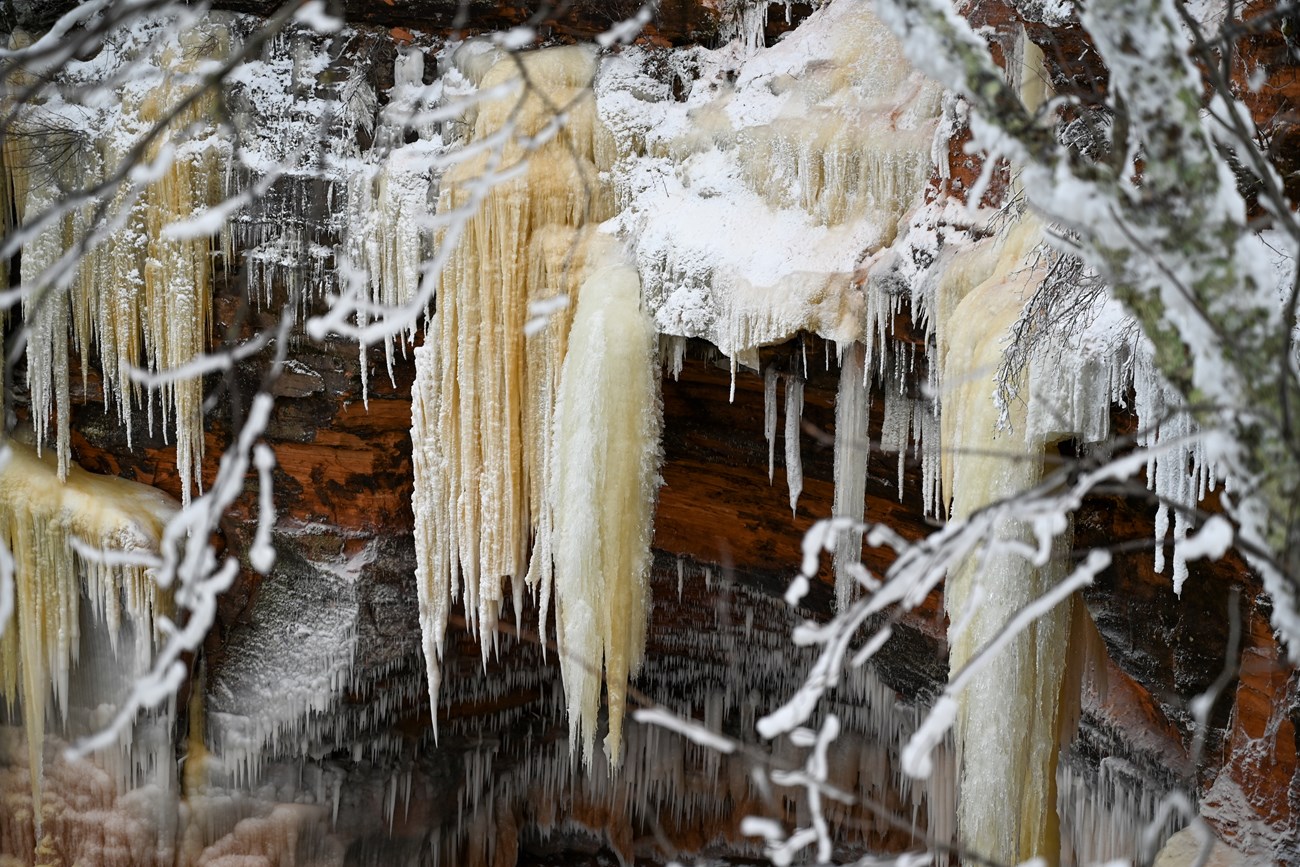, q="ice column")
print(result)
[551,238,661,770]
[937,221,1076,866]
[411,46,660,770]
